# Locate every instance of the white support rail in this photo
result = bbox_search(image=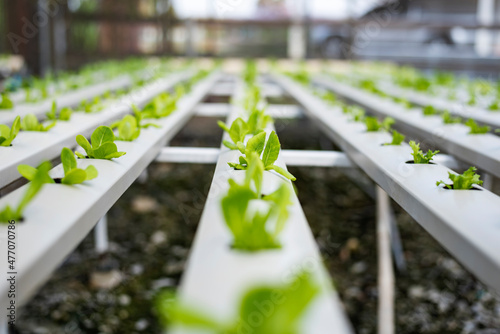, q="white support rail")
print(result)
[194,103,302,119]
[376,187,395,334]
[272,73,500,296]
[156,147,462,171]
[173,78,353,333]
[208,81,284,98]
[379,82,500,128]
[0,71,193,190]
[0,75,135,126]
[0,72,220,314]
[313,76,500,180]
